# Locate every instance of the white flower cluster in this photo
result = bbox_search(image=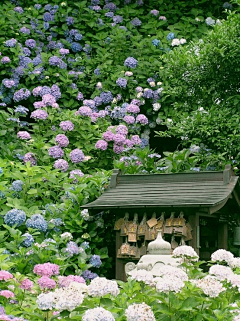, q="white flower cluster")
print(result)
[125,303,156,321]
[172,245,199,261]
[229,257,240,269]
[155,275,185,293]
[82,307,115,321]
[155,265,188,282]
[88,277,120,297]
[193,275,225,297]
[130,269,154,285]
[227,273,240,289]
[60,232,73,240]
[36,281,87,311]
[171,38,187,46]
[209,265,233,281]
[153,103,161,112]
[211,249,234,264]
